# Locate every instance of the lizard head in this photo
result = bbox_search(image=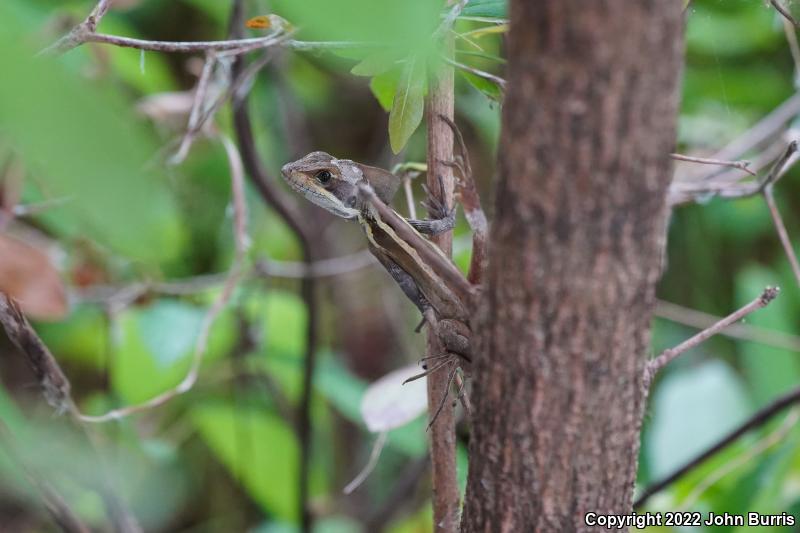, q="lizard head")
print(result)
[281,151,364,219]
